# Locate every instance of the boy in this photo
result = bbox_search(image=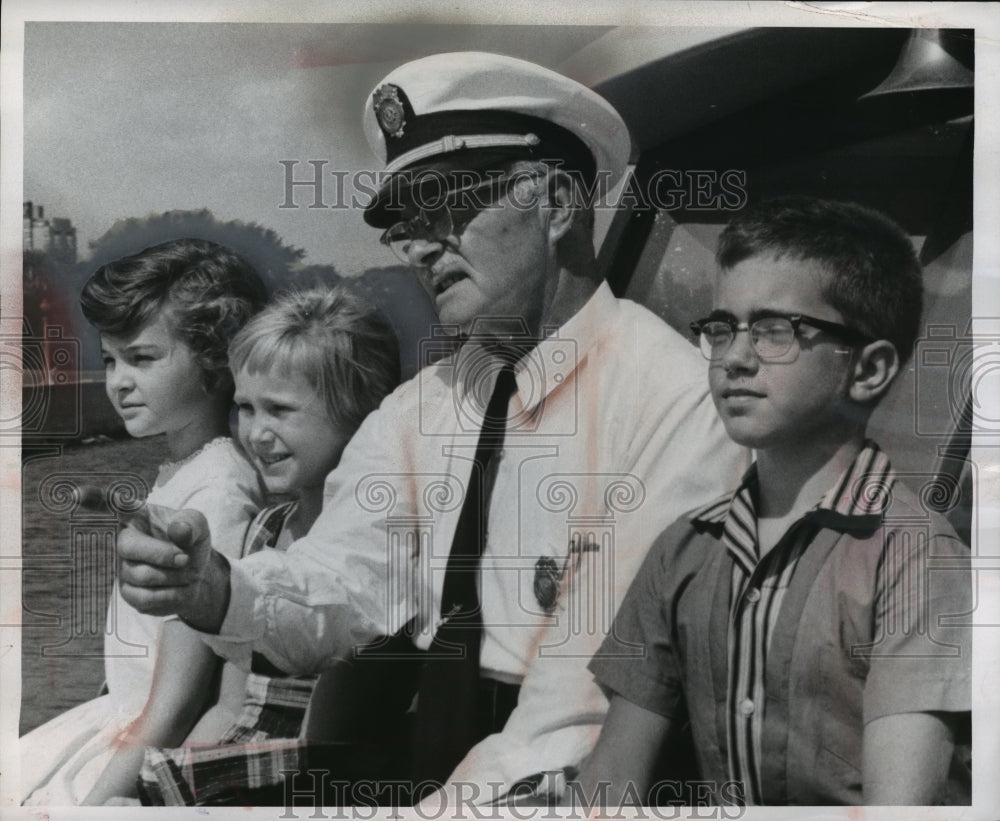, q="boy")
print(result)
[577,196,971,806]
